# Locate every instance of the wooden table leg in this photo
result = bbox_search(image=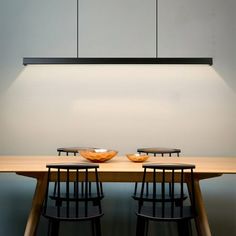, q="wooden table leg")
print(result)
[187,179,211,236]
[24,173,47,236]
